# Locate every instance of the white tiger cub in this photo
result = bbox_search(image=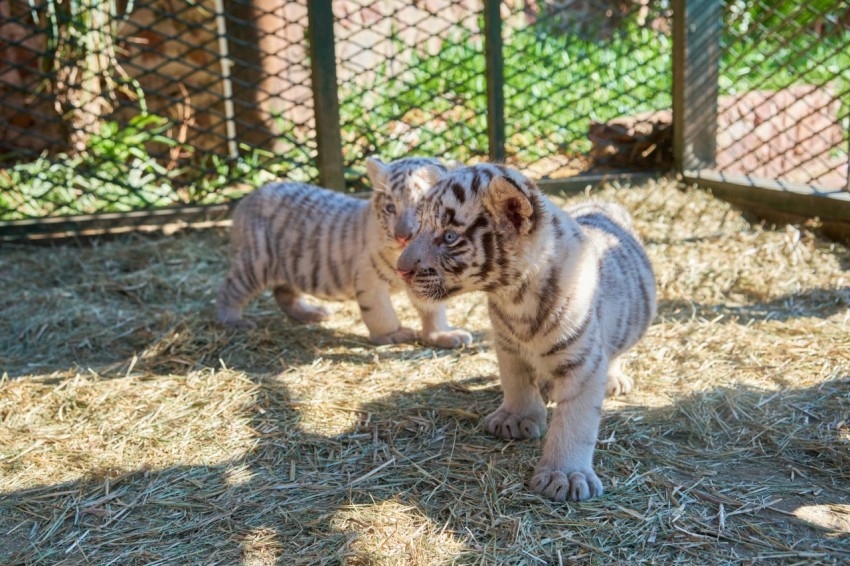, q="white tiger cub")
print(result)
[397,163,656,500]
[216,157,473,348]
